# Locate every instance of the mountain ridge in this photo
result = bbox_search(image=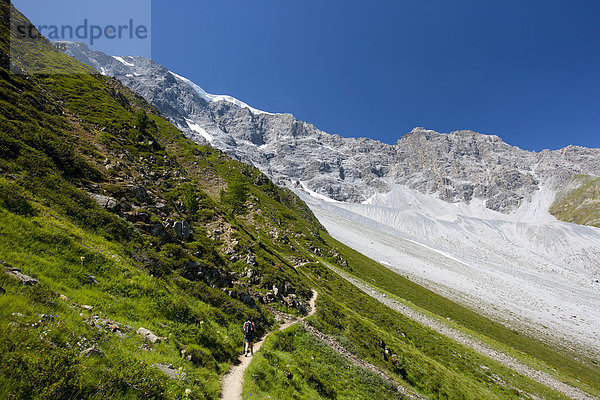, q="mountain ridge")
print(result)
[59,41,600,217]
[3,6,600,399]
[54,41,600,358]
